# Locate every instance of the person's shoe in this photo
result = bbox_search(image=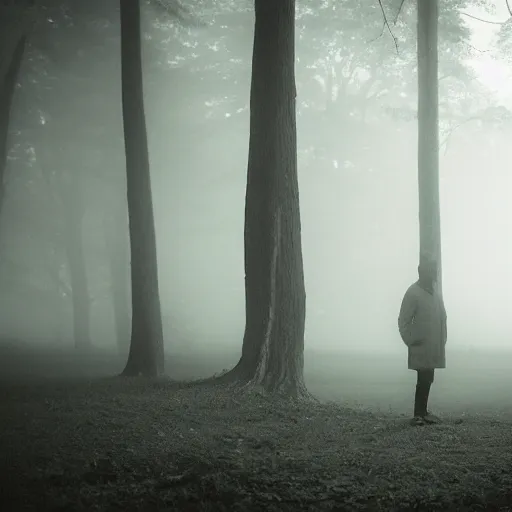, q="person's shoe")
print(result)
[410,416,426,426]
[423,412,441,424]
